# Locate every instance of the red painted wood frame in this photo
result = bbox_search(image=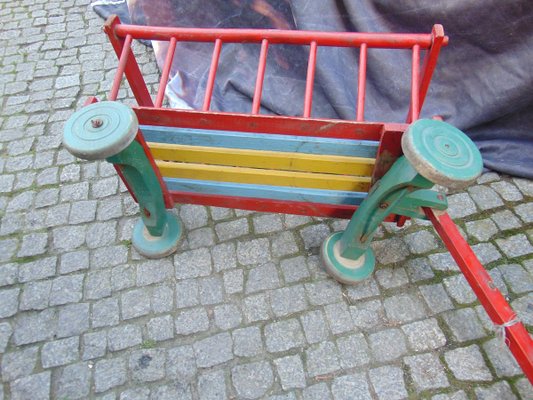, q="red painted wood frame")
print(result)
[102,15,533,382]
[103,14,447,215]
[426,209,533,382]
